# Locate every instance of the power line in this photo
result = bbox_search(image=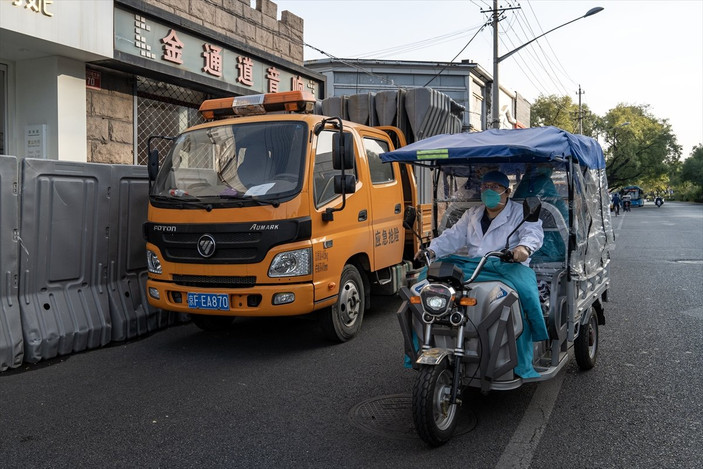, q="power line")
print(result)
[423,19,491,86]
[354,23,486,59]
